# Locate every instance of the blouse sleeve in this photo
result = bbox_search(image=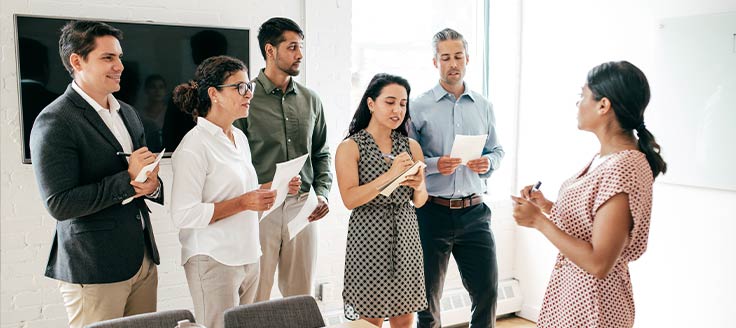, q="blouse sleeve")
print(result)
[592,153,654,261]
